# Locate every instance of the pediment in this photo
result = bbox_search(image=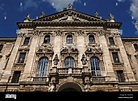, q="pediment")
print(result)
[34,9,106,22]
